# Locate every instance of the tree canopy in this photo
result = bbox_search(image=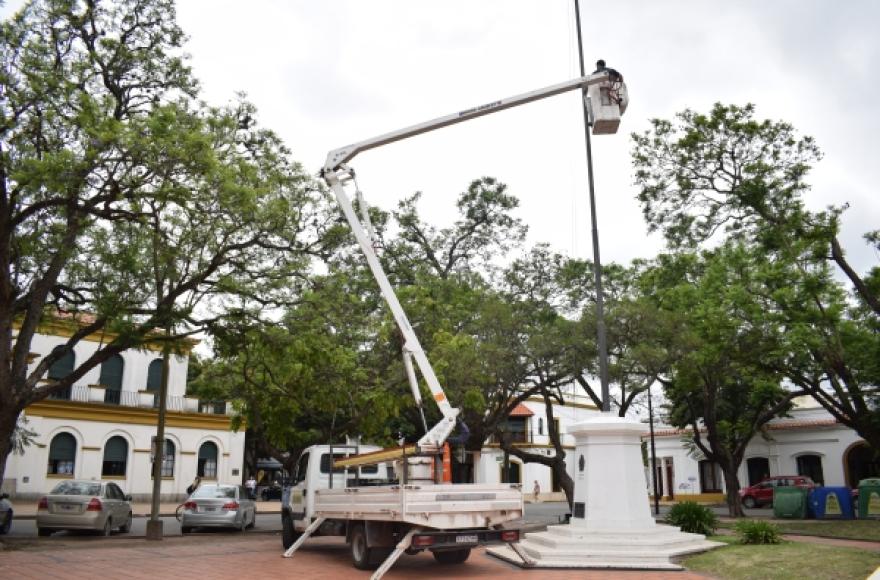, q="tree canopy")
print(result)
[632,102,880,454]
[0,0,328,482]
